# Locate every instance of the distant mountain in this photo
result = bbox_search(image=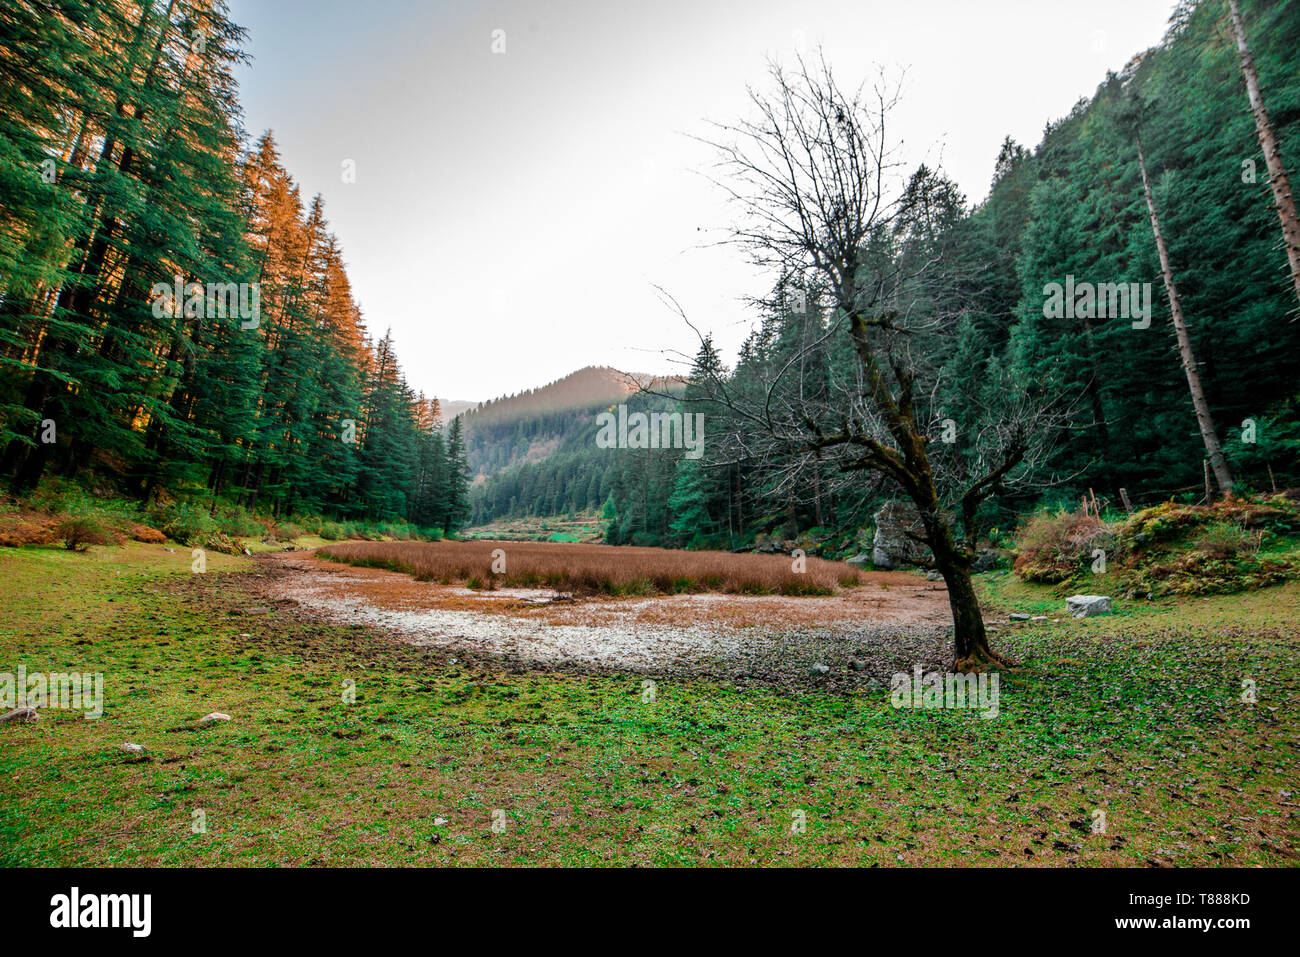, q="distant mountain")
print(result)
[463,366,680,430]
[436,398,478,420]
[461,367,686,515]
